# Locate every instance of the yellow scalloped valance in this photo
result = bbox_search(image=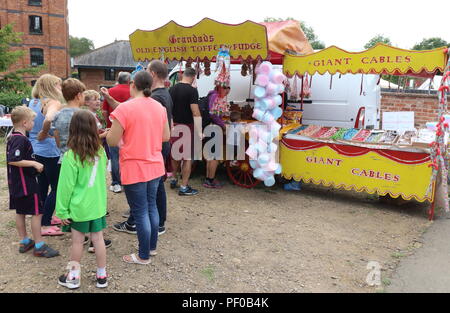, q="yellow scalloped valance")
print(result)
[283,43,448,77]
[129,18,268,62]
